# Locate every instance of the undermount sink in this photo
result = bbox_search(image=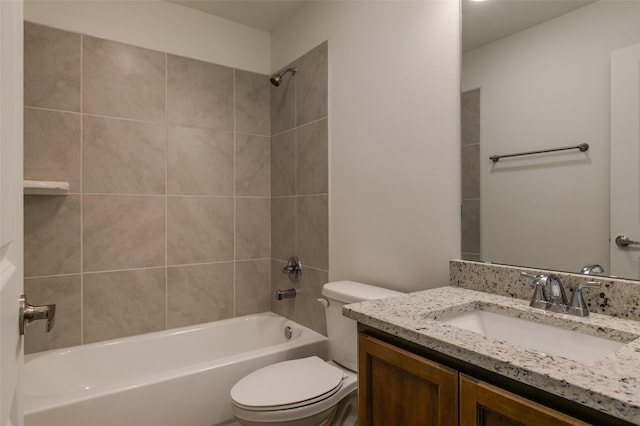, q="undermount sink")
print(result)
[440,308,629,365]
